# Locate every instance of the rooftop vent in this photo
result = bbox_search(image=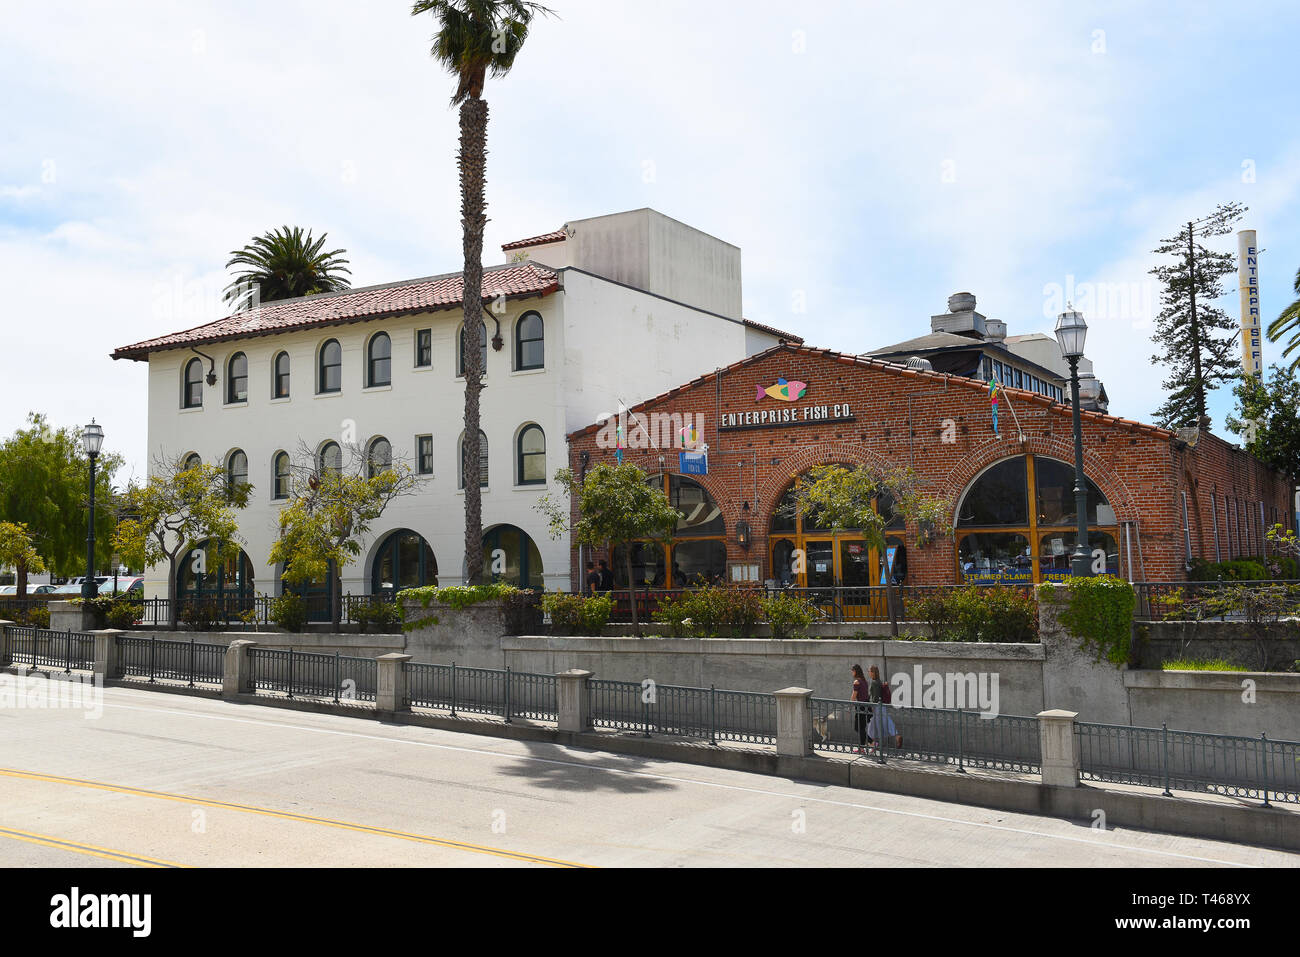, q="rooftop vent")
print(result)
[905,356,934,371]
